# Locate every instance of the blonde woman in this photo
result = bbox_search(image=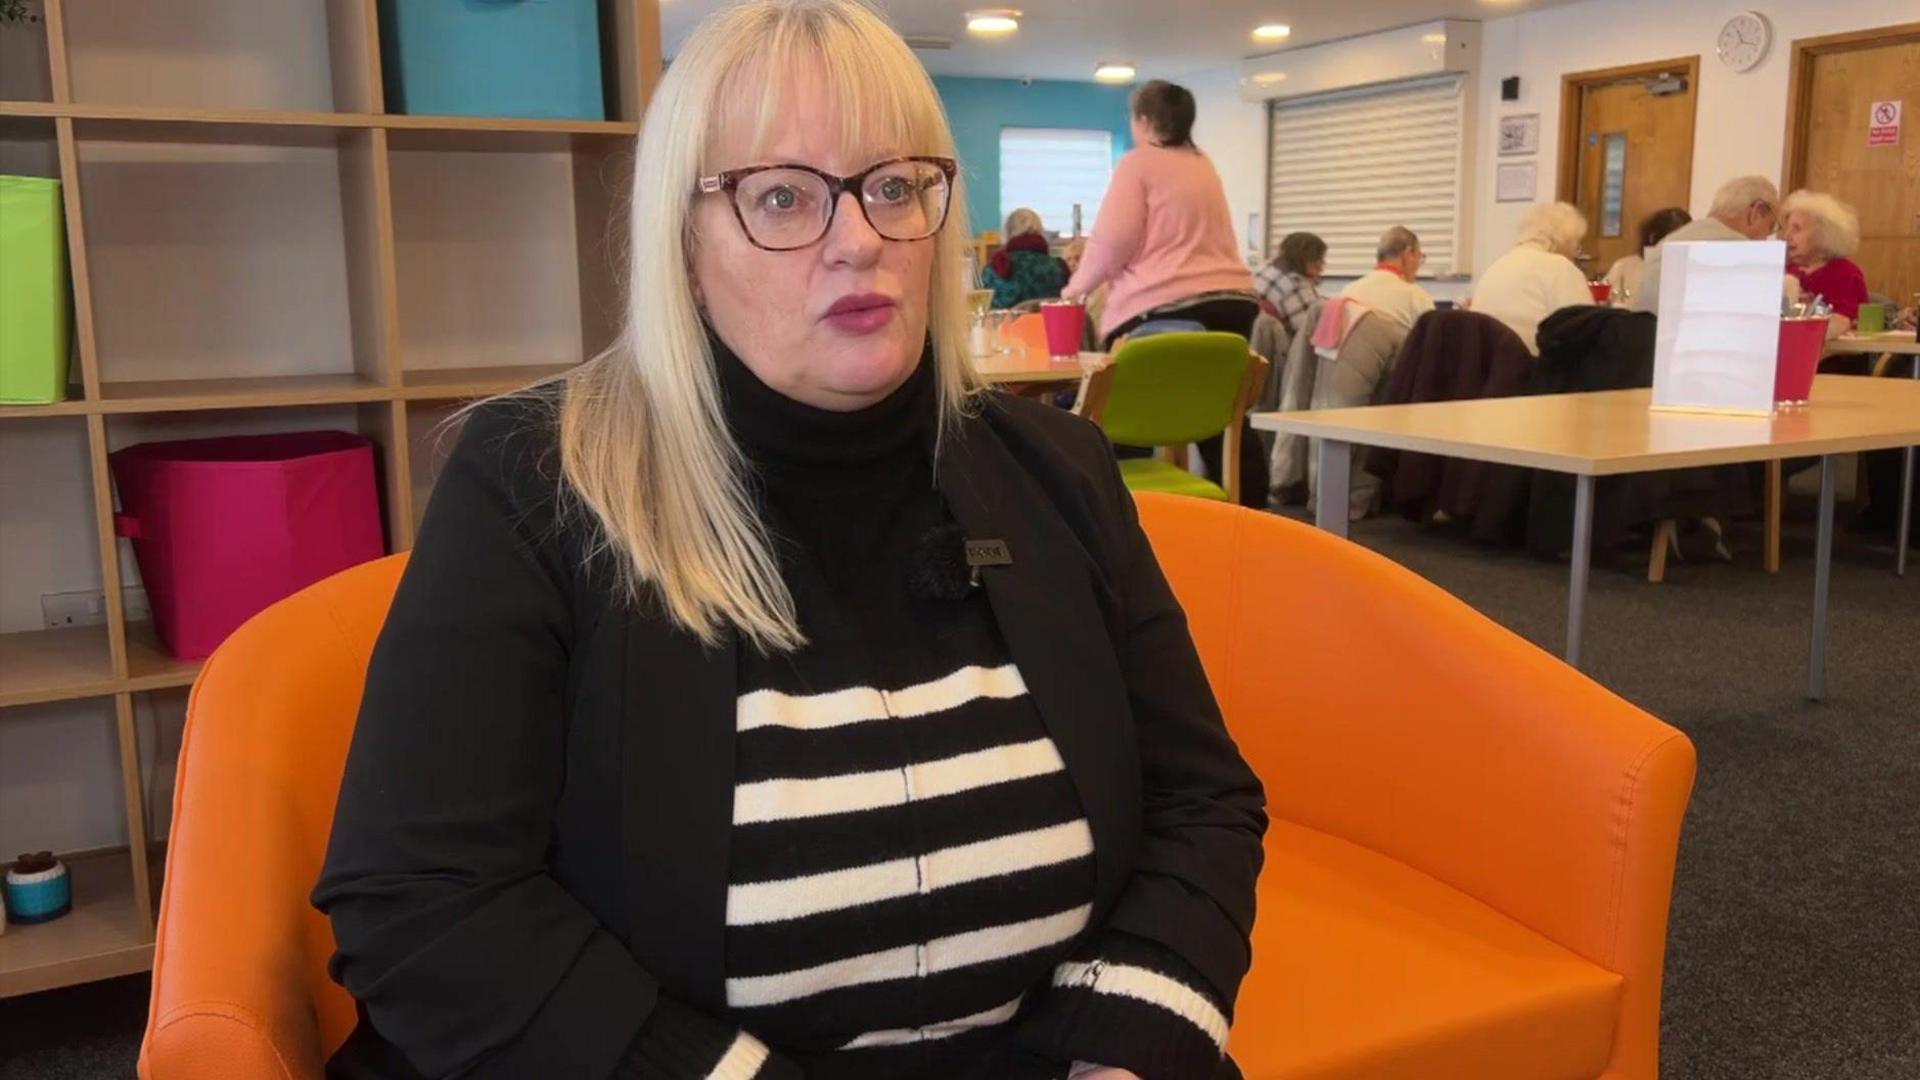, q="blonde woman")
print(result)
[313,3,1263,1079]
[1782,189,1869,333]
[1467,202,1596,354]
